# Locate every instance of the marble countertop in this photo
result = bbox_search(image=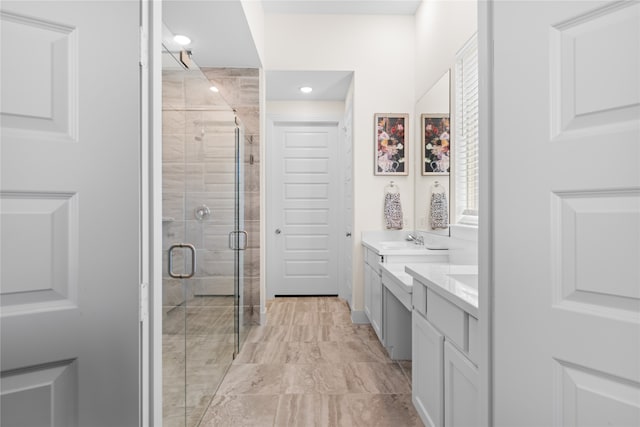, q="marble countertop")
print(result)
[405,263,479,317]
